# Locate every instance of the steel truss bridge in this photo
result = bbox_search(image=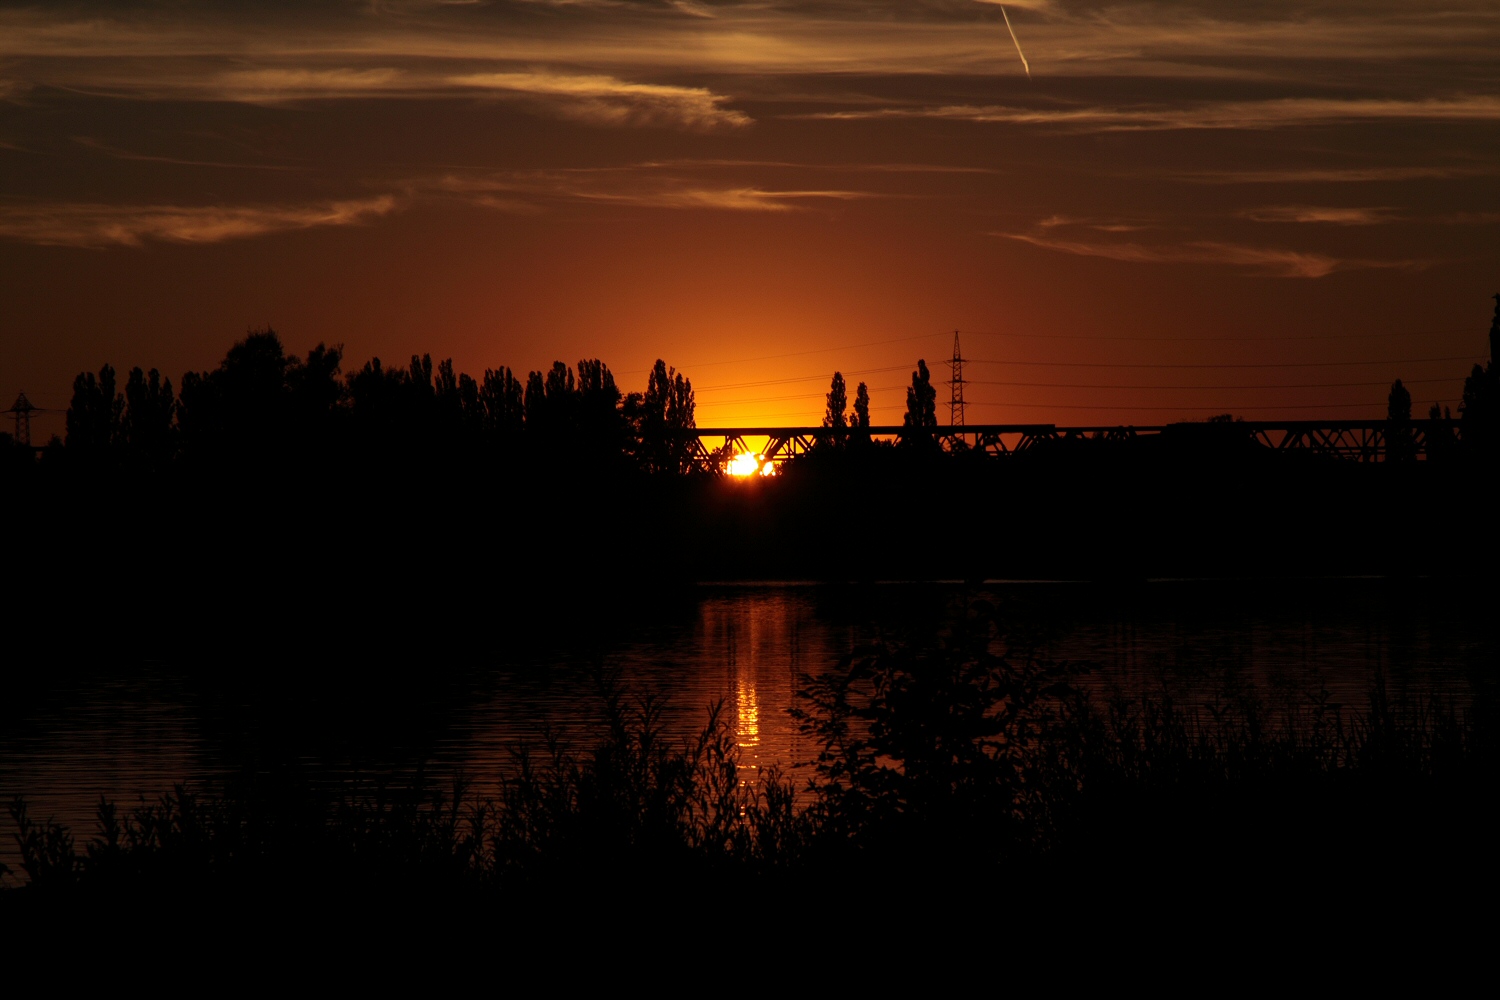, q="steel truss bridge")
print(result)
[681,421,1463,475]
